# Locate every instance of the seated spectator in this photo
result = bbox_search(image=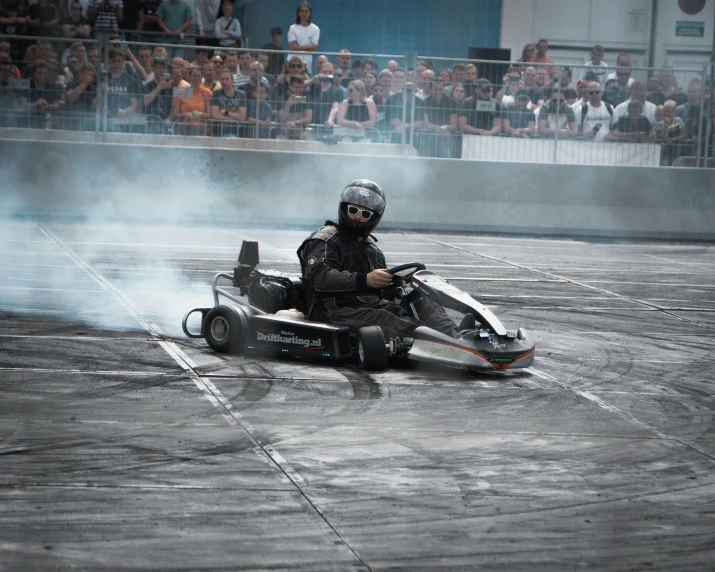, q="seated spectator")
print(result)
[209,67,246,136]
[648,66,687,106]
[261,26,284,76]
[538,87,578,137]
[310,61,342,126]
[337,79,376,133]
[172,65,212,134]
[417,75,456,157]
[277,74,312,138]
[606,100,654,142]
[603,64,631,107]
[655,99,687,166]
[215,0,241,48]
[458,78,501,136]
[64,62,97,129]
[142,56,173,131]
[245,83,273,138]
[19,59,64,128]
[572,80,613,141]
[612,81,657,127]
[578,44,608,85]
[502,89,536,138]
[62,1,91,38]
